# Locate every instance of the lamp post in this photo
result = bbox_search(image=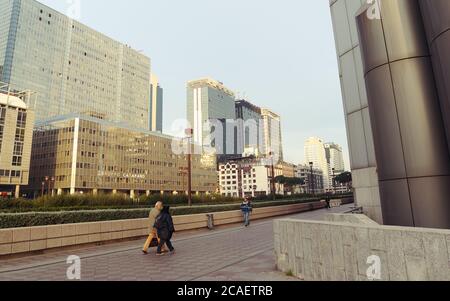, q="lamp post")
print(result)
[332,168,336,194]
[270,152,276,201]
[309,162,315,196]
[41,181,45,197]
[44,176,50,196]
[185,128,193,207]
